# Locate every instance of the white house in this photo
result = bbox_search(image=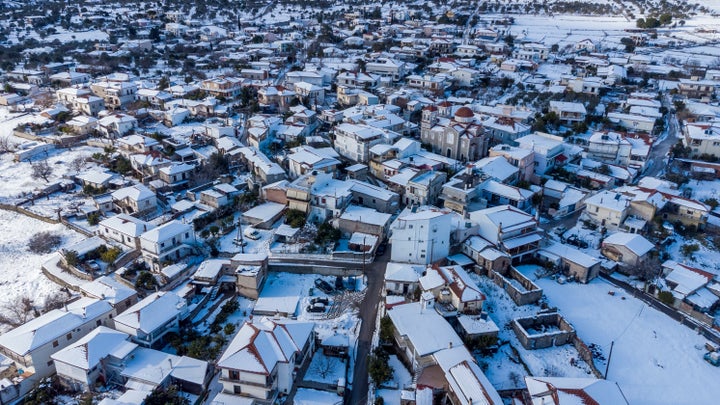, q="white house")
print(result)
[113,292,187,348]
[139,220,196,267]
[79,275,138,317]
[111,184,157,216]
[217,318,315,402]
[334,123,397,163]
[0,298,113,400]
[98,213,156,249]
[390,207,452,264]
[515,132,566,178]
[470,205,542,264]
